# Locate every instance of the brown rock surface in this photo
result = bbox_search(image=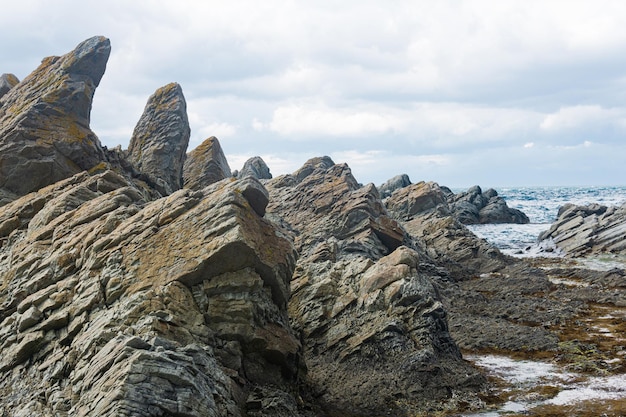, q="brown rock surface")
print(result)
[385,181,510,277]
[183,136,231,190]
[0,37,109,198]
[0,170,302,416]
